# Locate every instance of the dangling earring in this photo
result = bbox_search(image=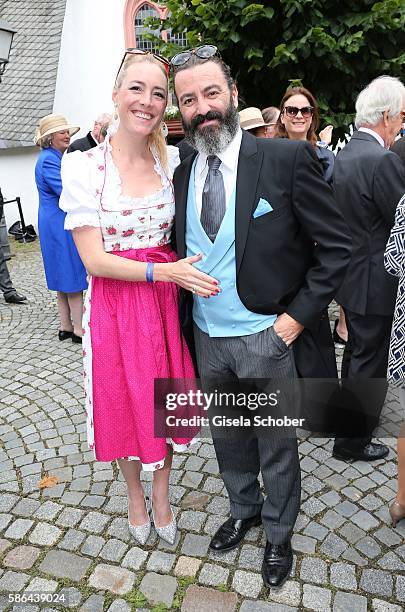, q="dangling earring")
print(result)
[161,121,168,139]
[109,104,120,136]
